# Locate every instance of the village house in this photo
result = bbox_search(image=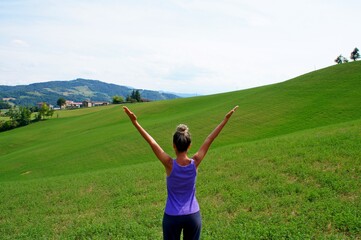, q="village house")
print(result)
[64,100,109,108]
[82,100,92,107]
[65,100,83,108]
[81,100,109,107]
